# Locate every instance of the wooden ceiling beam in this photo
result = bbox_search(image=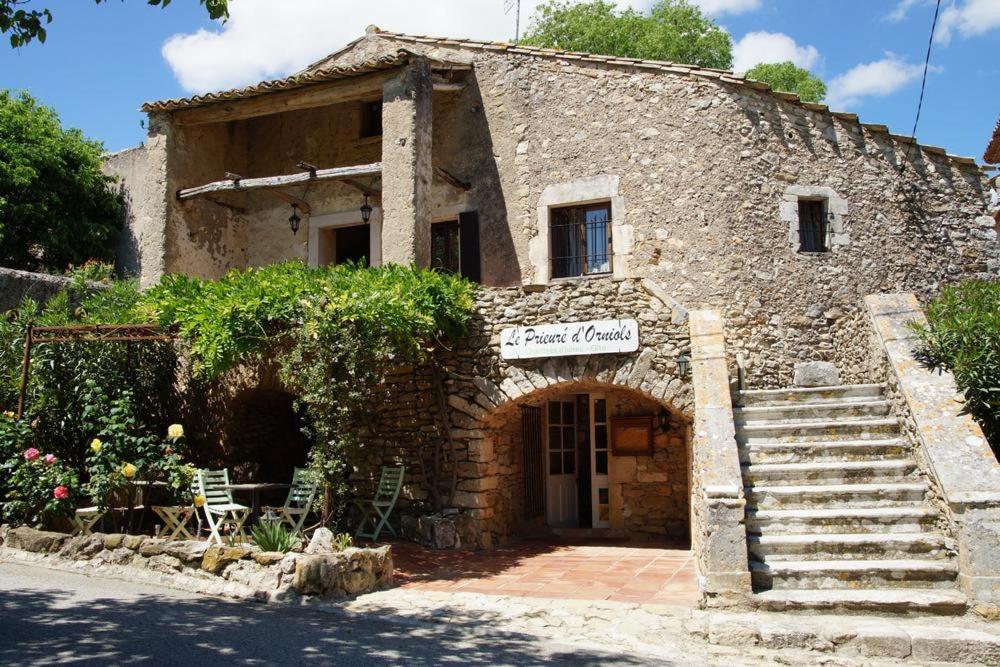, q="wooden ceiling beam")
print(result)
[176,162,382,201]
